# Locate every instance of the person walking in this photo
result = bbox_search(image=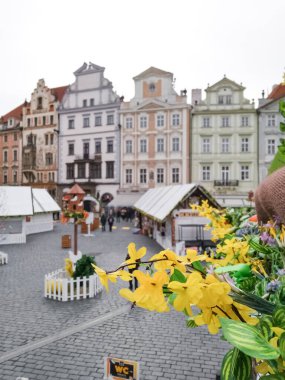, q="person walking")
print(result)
[116,208,121,223]
[125,253,140,291]
[107,213,114,232]
[100,213,106,232]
